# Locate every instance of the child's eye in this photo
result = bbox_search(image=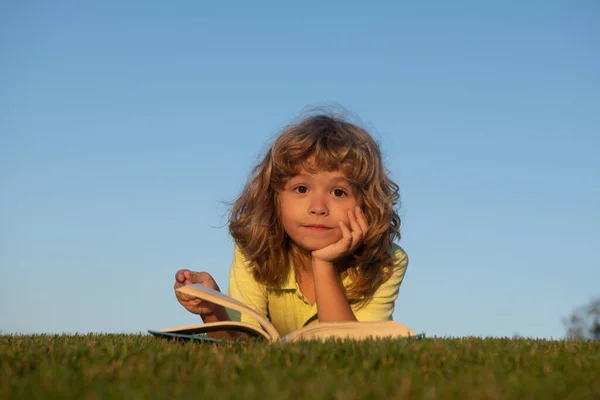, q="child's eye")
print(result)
[294,186,308,194]
[332,189,347,198]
